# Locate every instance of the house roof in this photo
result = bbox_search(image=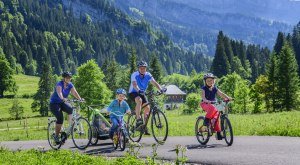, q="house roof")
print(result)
[165,85,186,95]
